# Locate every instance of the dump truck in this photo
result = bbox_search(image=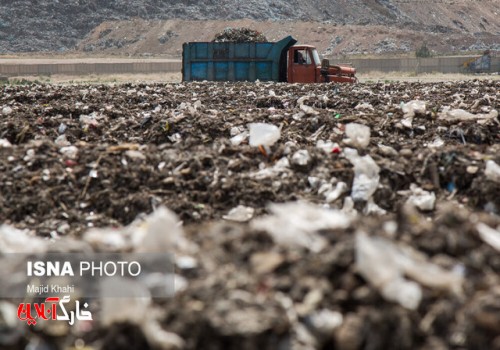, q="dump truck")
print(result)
[182,36,356,83]
[462,50,492,73]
